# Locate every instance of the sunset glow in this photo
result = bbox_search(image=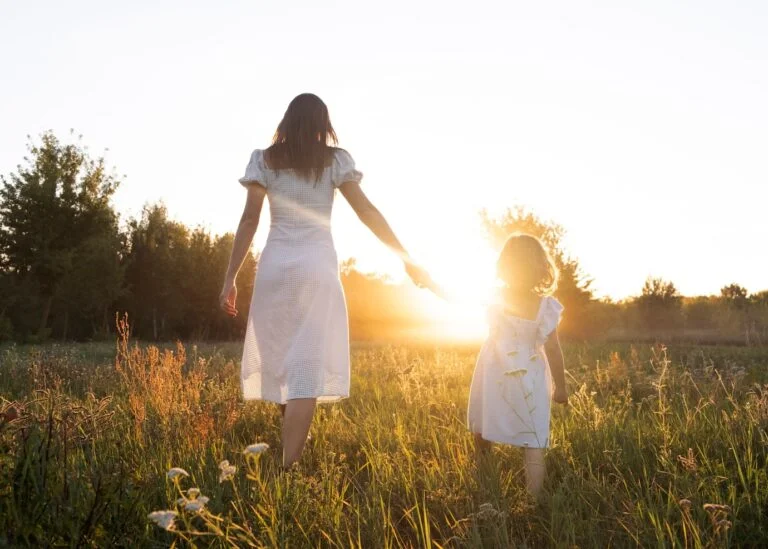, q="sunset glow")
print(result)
[1,1,767,301]
[414,240,499,340]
